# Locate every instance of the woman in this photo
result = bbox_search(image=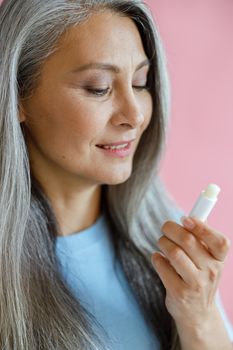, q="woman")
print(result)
[0,0,232,349]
